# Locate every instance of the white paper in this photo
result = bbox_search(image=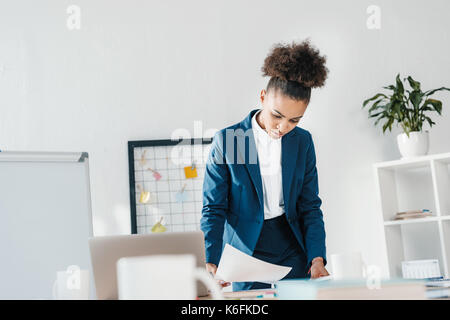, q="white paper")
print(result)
[313,275,333,281]
[215,244,292,283]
